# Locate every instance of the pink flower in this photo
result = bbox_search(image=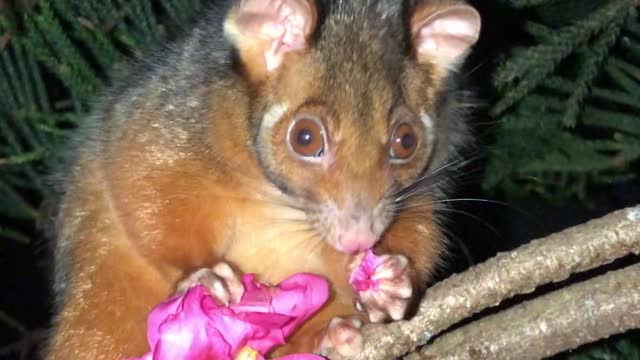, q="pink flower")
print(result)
[349,250,385,292]
[127,273,328,360]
